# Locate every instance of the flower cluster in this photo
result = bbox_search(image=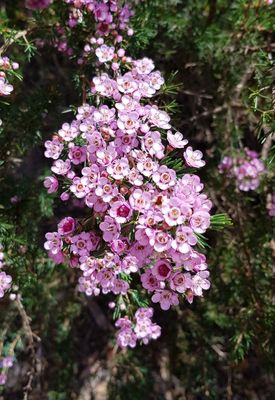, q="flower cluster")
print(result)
[0,357,13,386]
[219,149,265,191]
[32,0,137,62]
[0,56,19,97]
[115,308,161,348]
[64,0,134,35]
[0,245,12,299]
[25,0,53,9]
[44,1,212,348]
